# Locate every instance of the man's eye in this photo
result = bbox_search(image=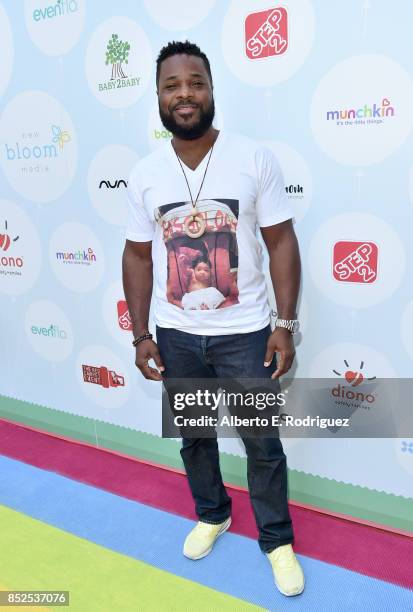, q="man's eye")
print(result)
[193,81,204,87]
[165,84,176,90]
